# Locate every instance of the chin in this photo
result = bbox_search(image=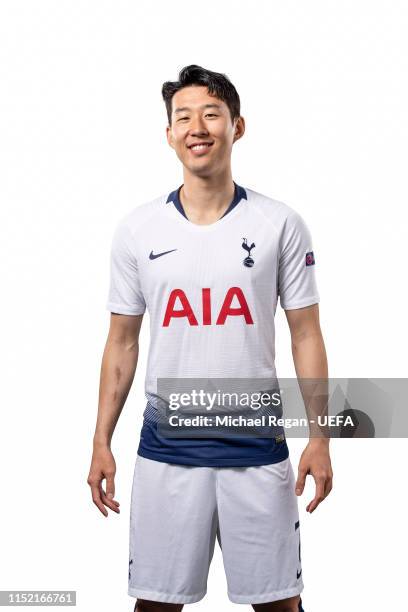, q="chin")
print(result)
[189,163,215,177]
[183,159,212,172]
